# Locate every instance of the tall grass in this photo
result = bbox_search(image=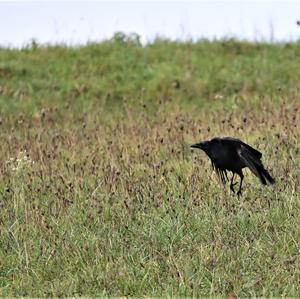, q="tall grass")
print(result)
[0,36,299,296]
